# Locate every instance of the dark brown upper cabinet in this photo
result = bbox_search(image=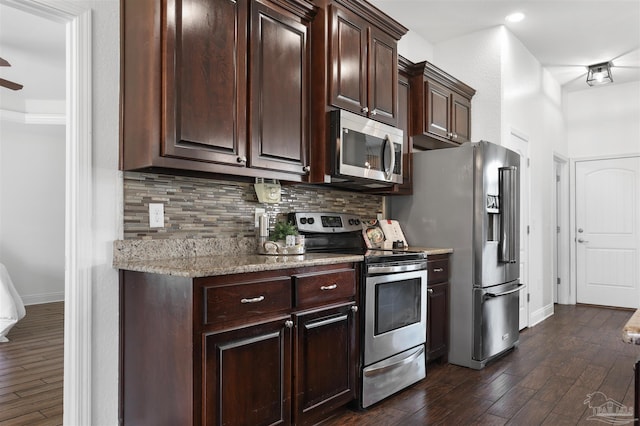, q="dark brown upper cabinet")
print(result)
[409,60,476,150]
[120,0,315,181]
[308,0,407,183]
[329,4,399,126]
